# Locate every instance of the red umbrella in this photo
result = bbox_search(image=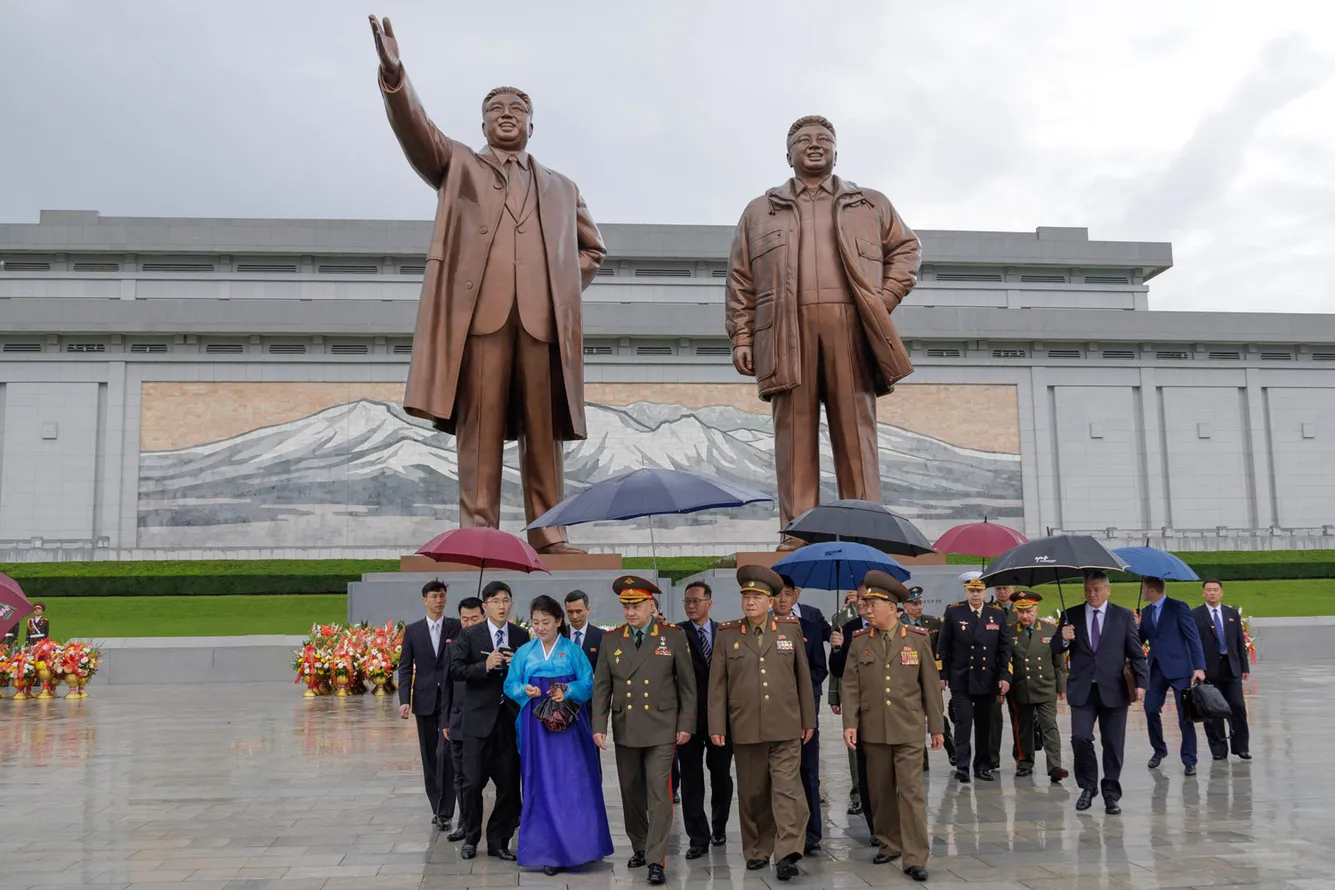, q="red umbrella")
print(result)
[933,519,1028,560]
[0,572,34,641]
[417,527,549,594]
